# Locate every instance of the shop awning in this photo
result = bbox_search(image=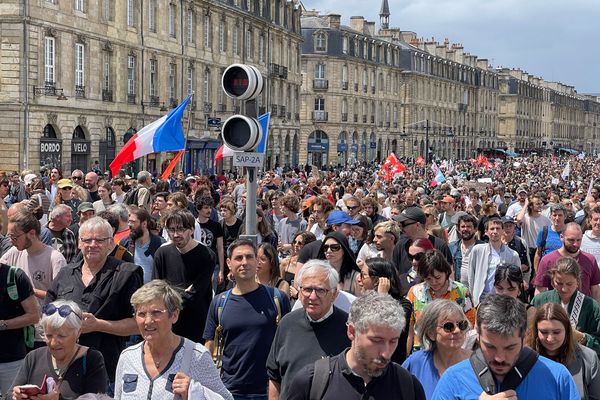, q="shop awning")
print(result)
[558,147,579,155]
